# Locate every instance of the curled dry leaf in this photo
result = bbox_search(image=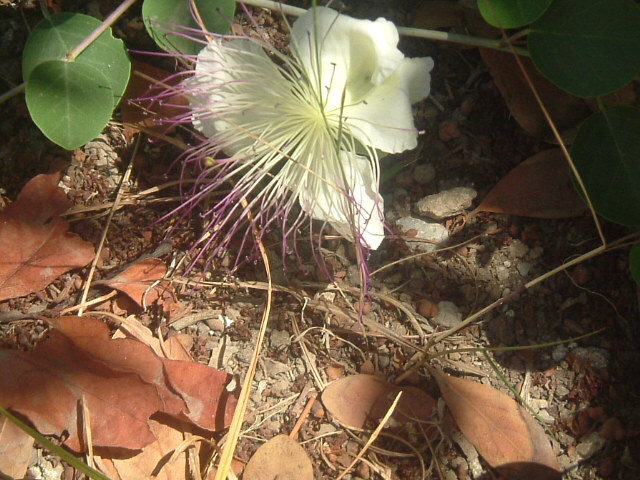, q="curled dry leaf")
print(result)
[321,374,436,430]
[95,258,180,313]
[480,49,591,141]
[0,316,237,452]
[0,172,95,301]
[474,148,586,218]
[433,370,561,479]
[242,434,313,480]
